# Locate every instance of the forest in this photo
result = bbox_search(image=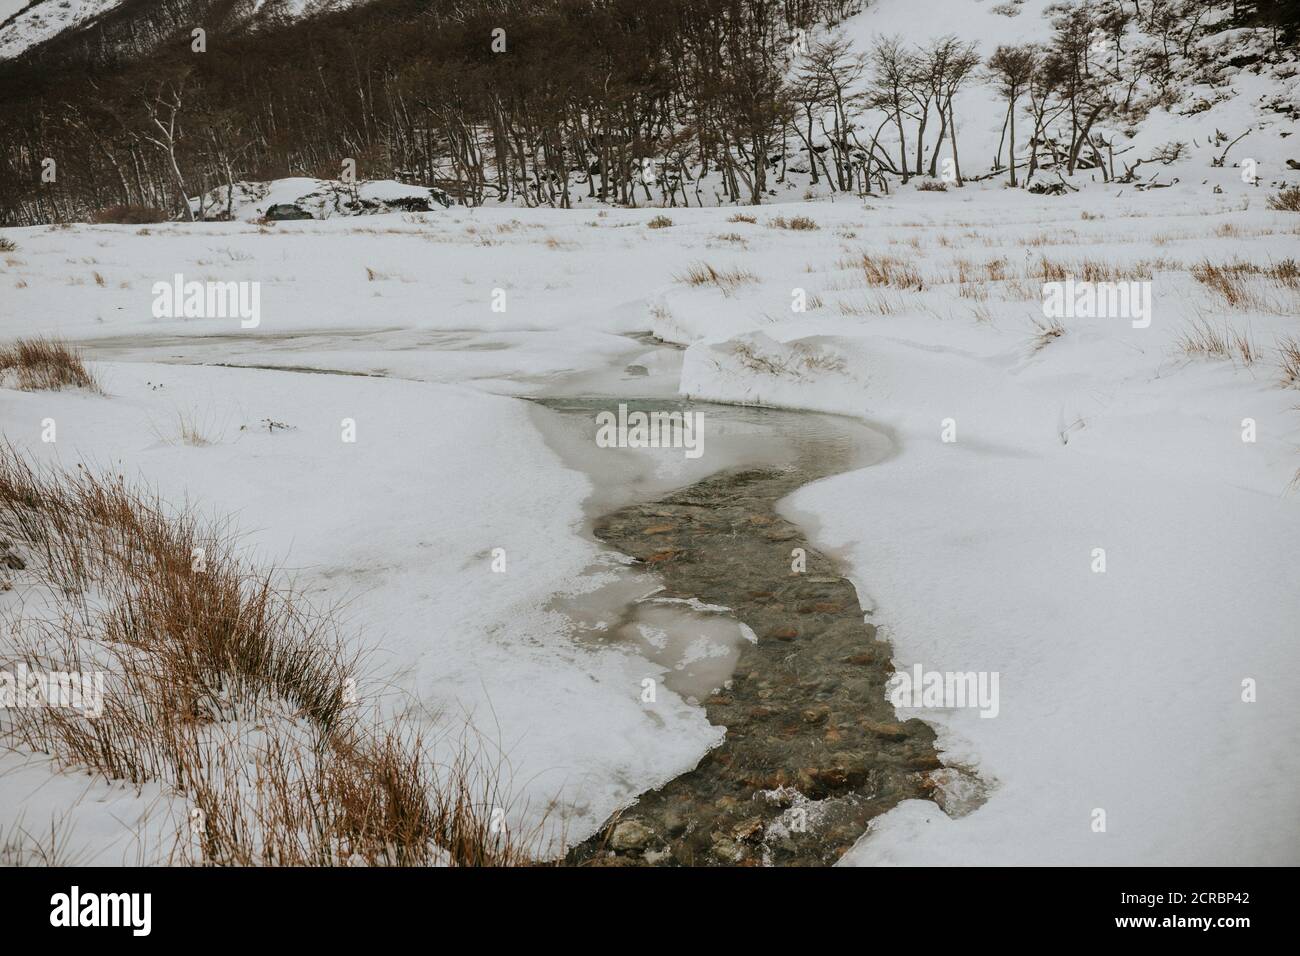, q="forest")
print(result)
[0,0,1296,224]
